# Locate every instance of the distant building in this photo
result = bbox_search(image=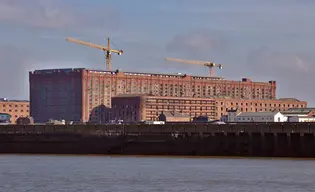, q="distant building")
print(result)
[16,116,34,125]
[288,116,315,122]
[226,108,242,122]
[46,119,66,125]
[282,108,315,122]
[220,115,228,122]
[227,111,287,123]
[282,108,315,117]
[0,98,29,123]
[111,94,216,122]
[0,113,11,123]
[158,111,190,122]
[193,116,210,122]
[216,98,307,120]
